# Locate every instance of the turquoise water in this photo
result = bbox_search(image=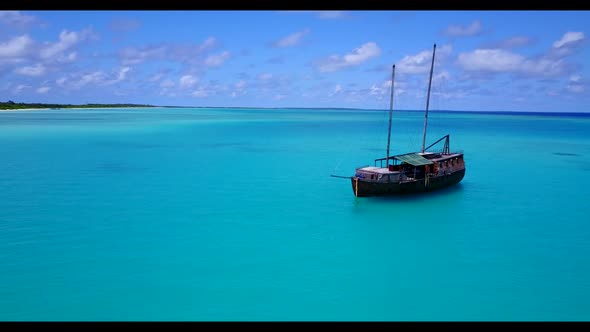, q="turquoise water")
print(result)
[1,107,589,321]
